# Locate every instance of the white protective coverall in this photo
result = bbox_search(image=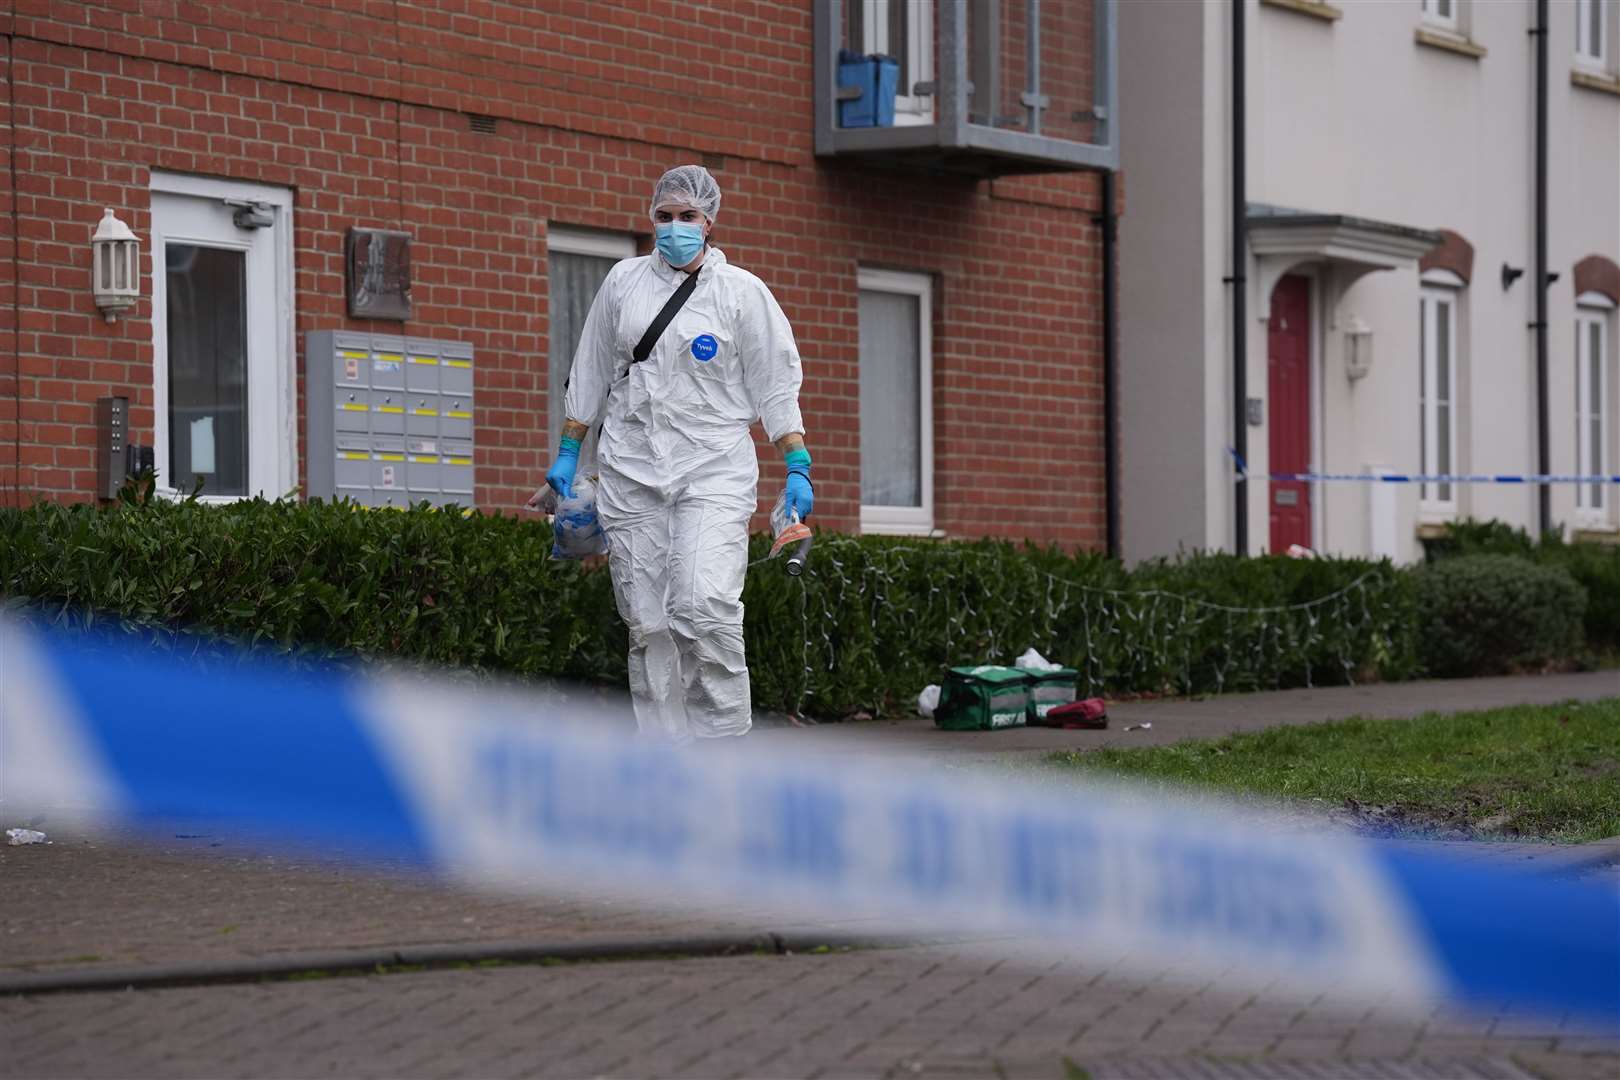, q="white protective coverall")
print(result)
[563,246,804,741]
